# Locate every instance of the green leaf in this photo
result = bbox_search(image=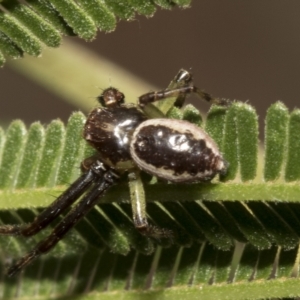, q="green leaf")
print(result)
[0,101,300,299]
[0,0,192,66]
[182,104,203,127]
[35,119,65,187]
[76,0,116,32]
[264,101,289,181]
[56,112,86,185]
[26,0,75,35]
[219,103,239,181]
[0,31,23,59]
[15,122,45,188]
[49,0,97,40]
[235,103,258,181]
[0,120,26,189]
[0,11,42,56]
[1,0,61,47]
[285,108,300,181]
[205,104,227,149]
